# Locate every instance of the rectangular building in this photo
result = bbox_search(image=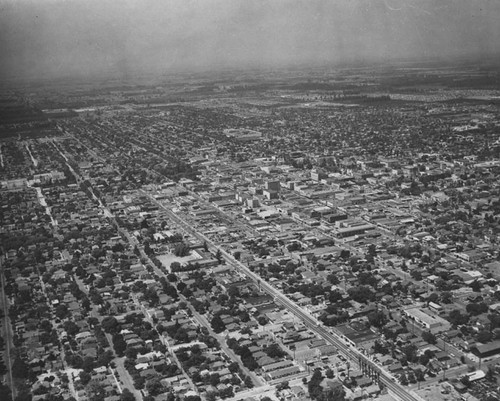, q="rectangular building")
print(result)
[403,307,451,333]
